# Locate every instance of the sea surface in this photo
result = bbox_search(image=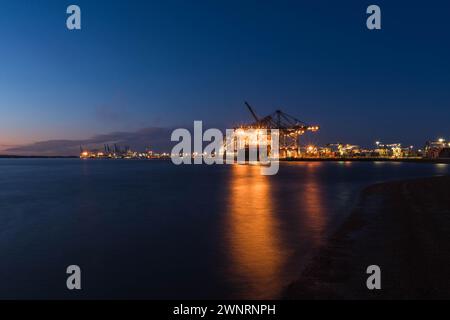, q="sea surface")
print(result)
[0,159,448,299]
